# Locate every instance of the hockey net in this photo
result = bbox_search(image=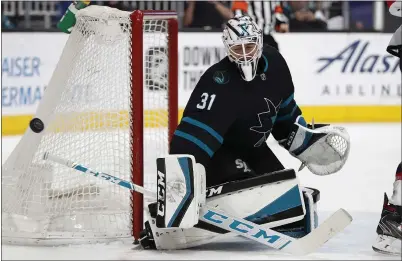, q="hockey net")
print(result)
[2,6,178,245]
